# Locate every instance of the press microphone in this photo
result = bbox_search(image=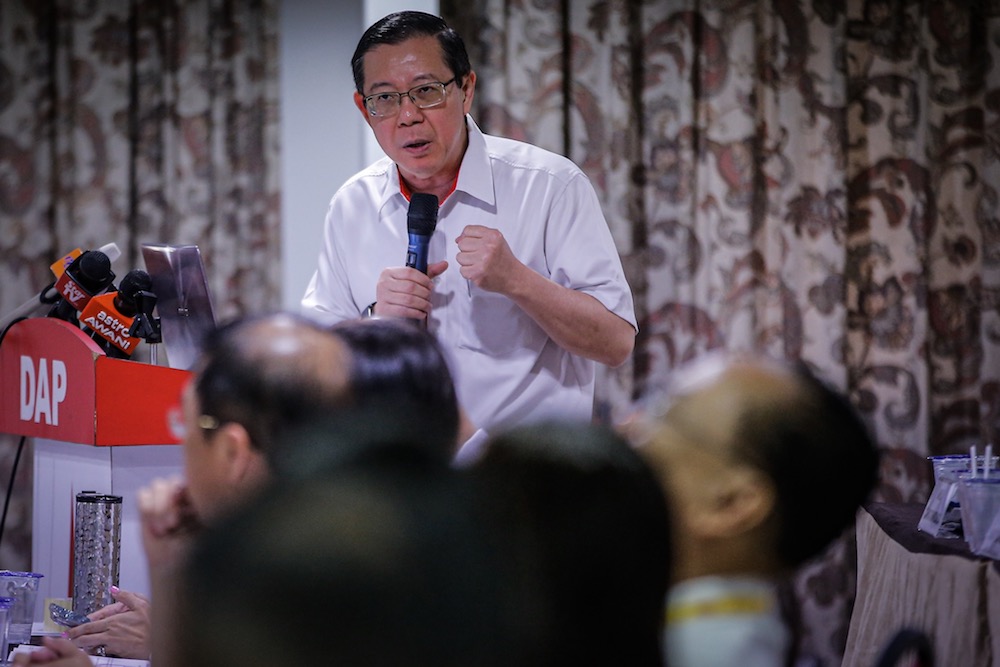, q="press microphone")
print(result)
[79,269,153,358]
[47,250,118,324]
[0,243,121,332]
[405,193,439,274]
